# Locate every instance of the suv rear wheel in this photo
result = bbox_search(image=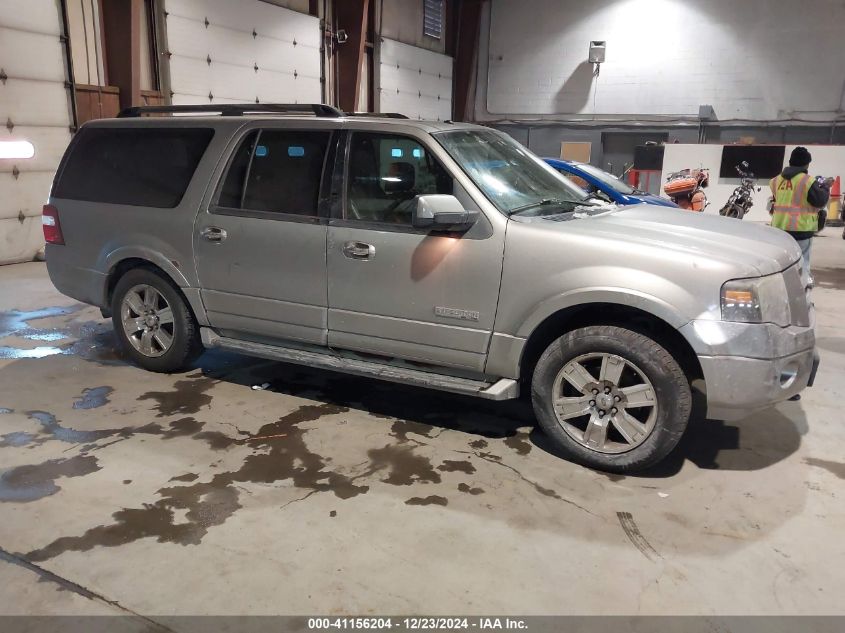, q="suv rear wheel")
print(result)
[111,268,203,372]
[531,325,691,473]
